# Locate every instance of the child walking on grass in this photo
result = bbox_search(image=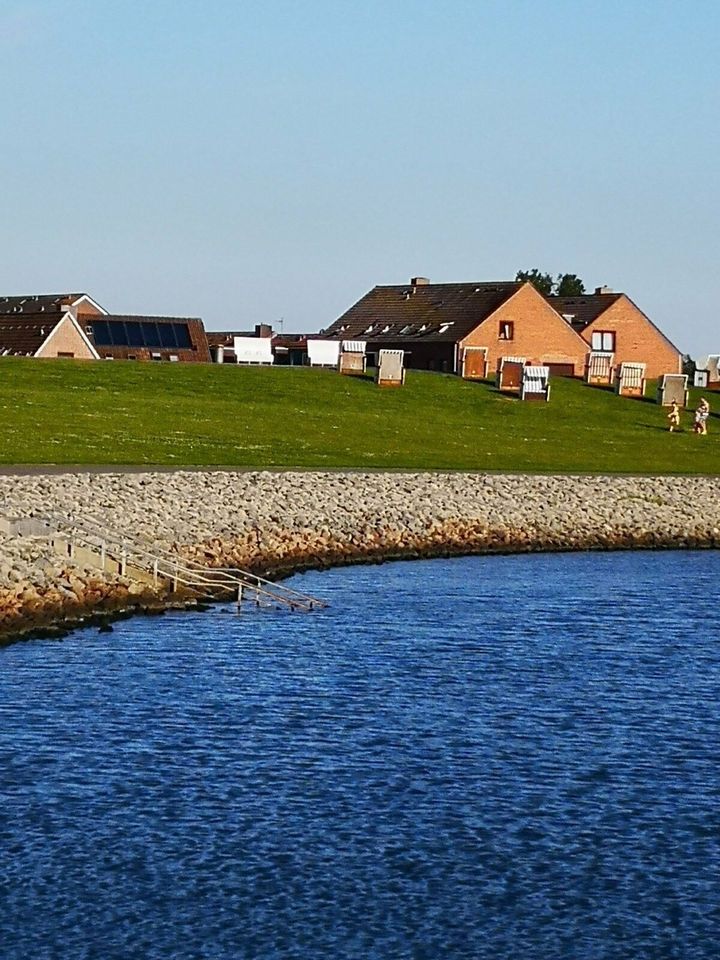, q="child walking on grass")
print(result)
[667,400,680,432]
[694,397,710,435]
